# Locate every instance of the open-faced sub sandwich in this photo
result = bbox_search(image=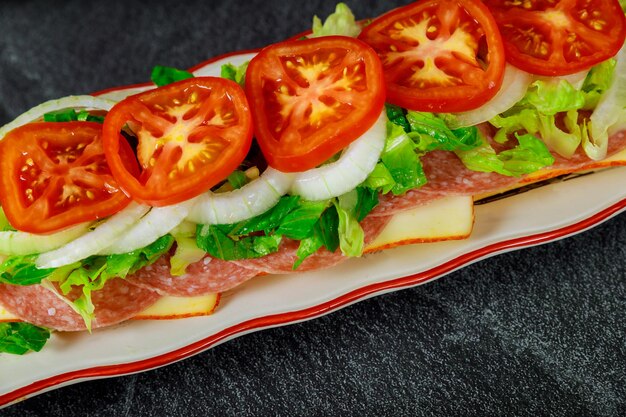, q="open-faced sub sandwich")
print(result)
[0,0,624,355]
